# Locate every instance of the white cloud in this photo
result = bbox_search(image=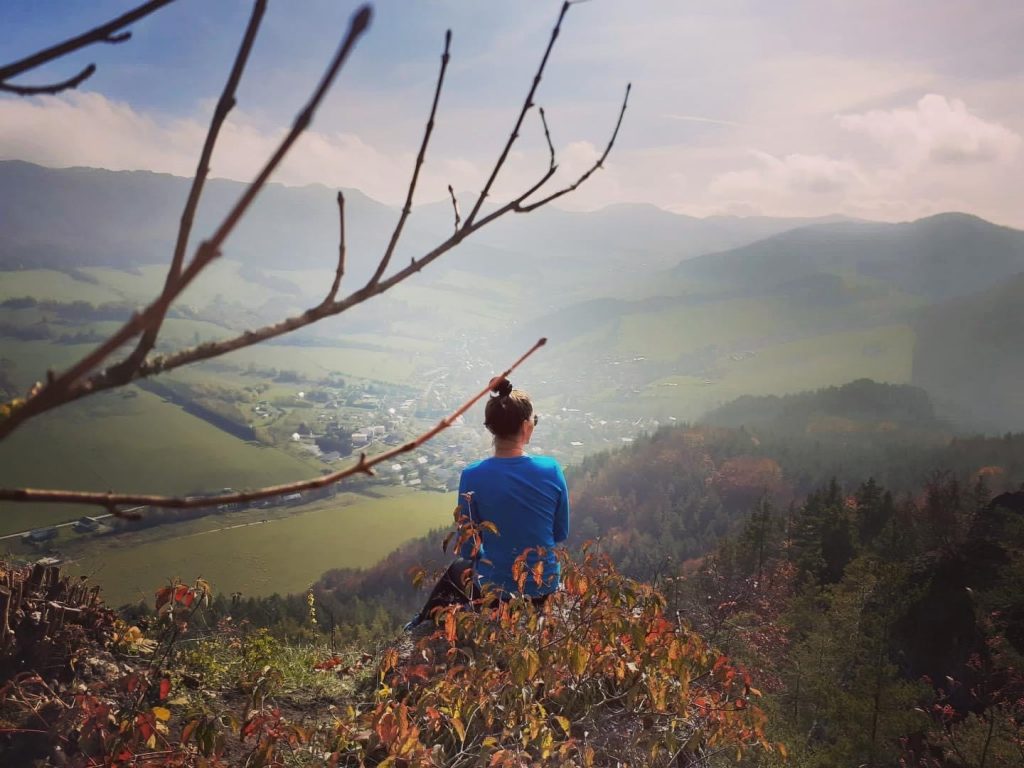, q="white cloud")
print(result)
[0,91,491,207]
[837,93,1021,165]
[709,151,866,206]
[3,87,1024,229]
